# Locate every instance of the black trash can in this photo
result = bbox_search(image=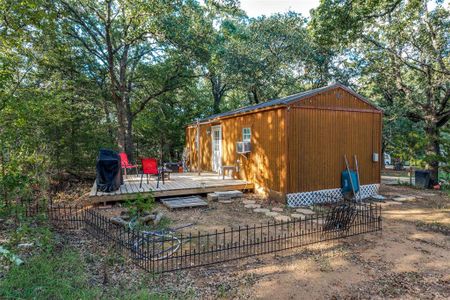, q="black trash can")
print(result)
[96,149,123,192]
[415,170,431,189]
